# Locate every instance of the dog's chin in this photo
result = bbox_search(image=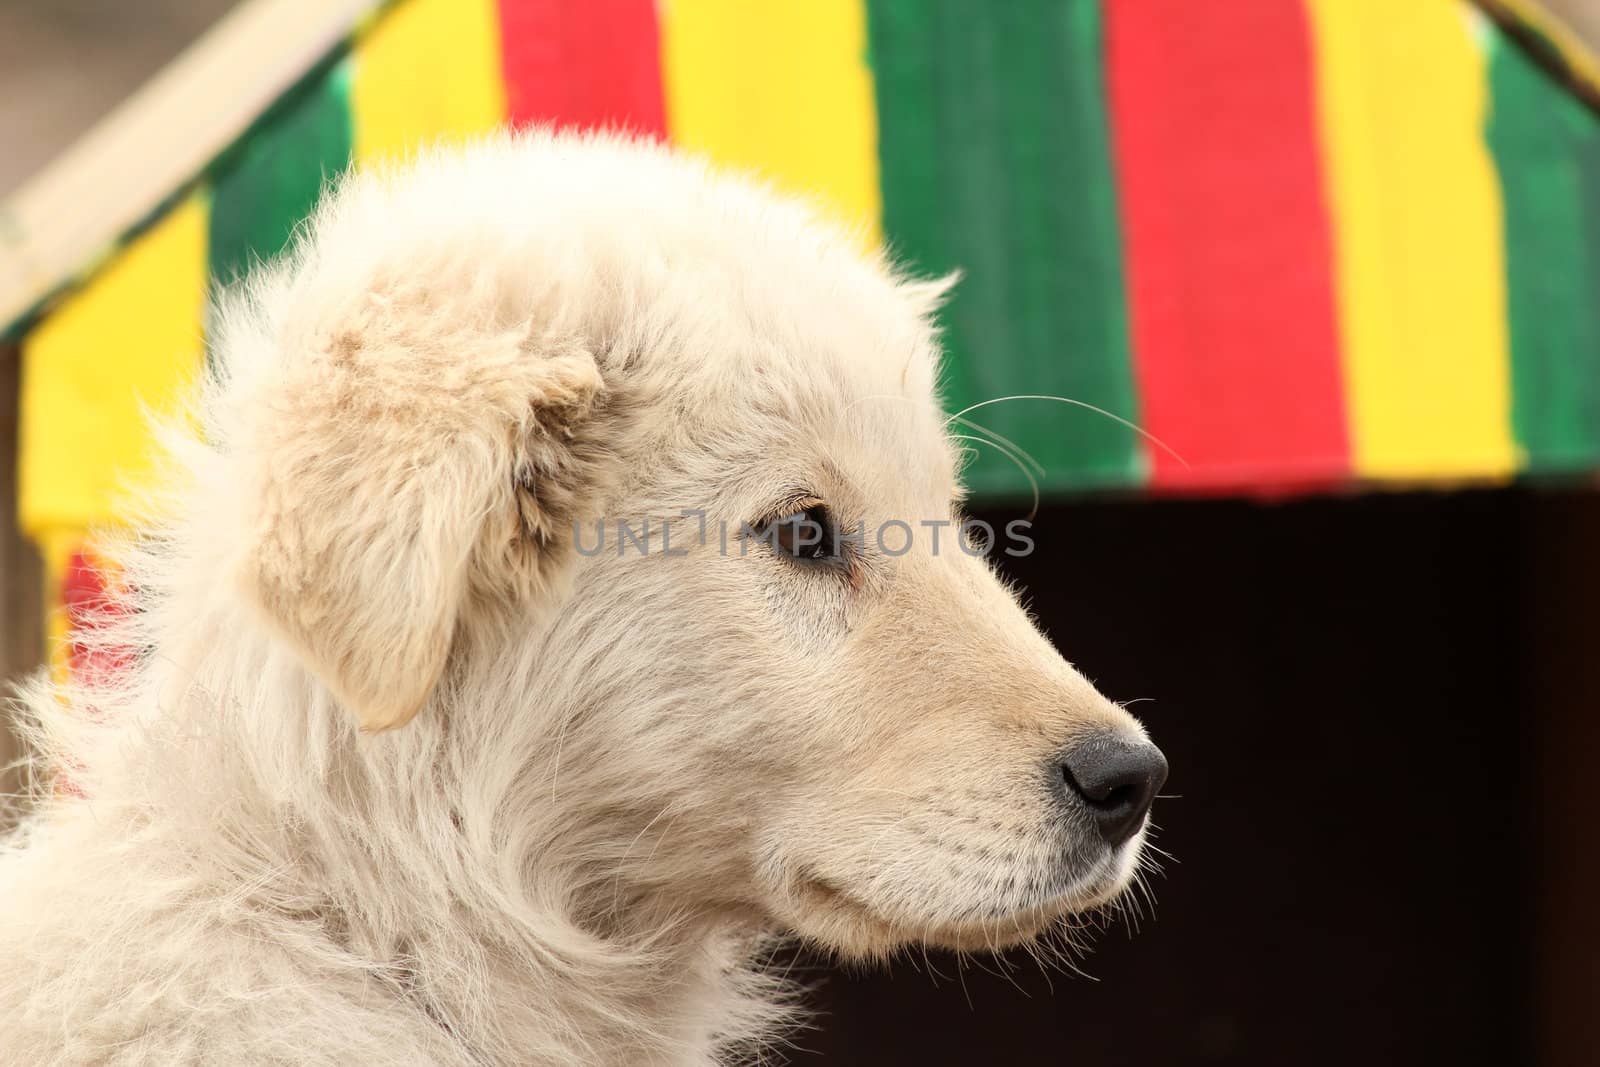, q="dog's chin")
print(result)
[779,856,1139,961]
